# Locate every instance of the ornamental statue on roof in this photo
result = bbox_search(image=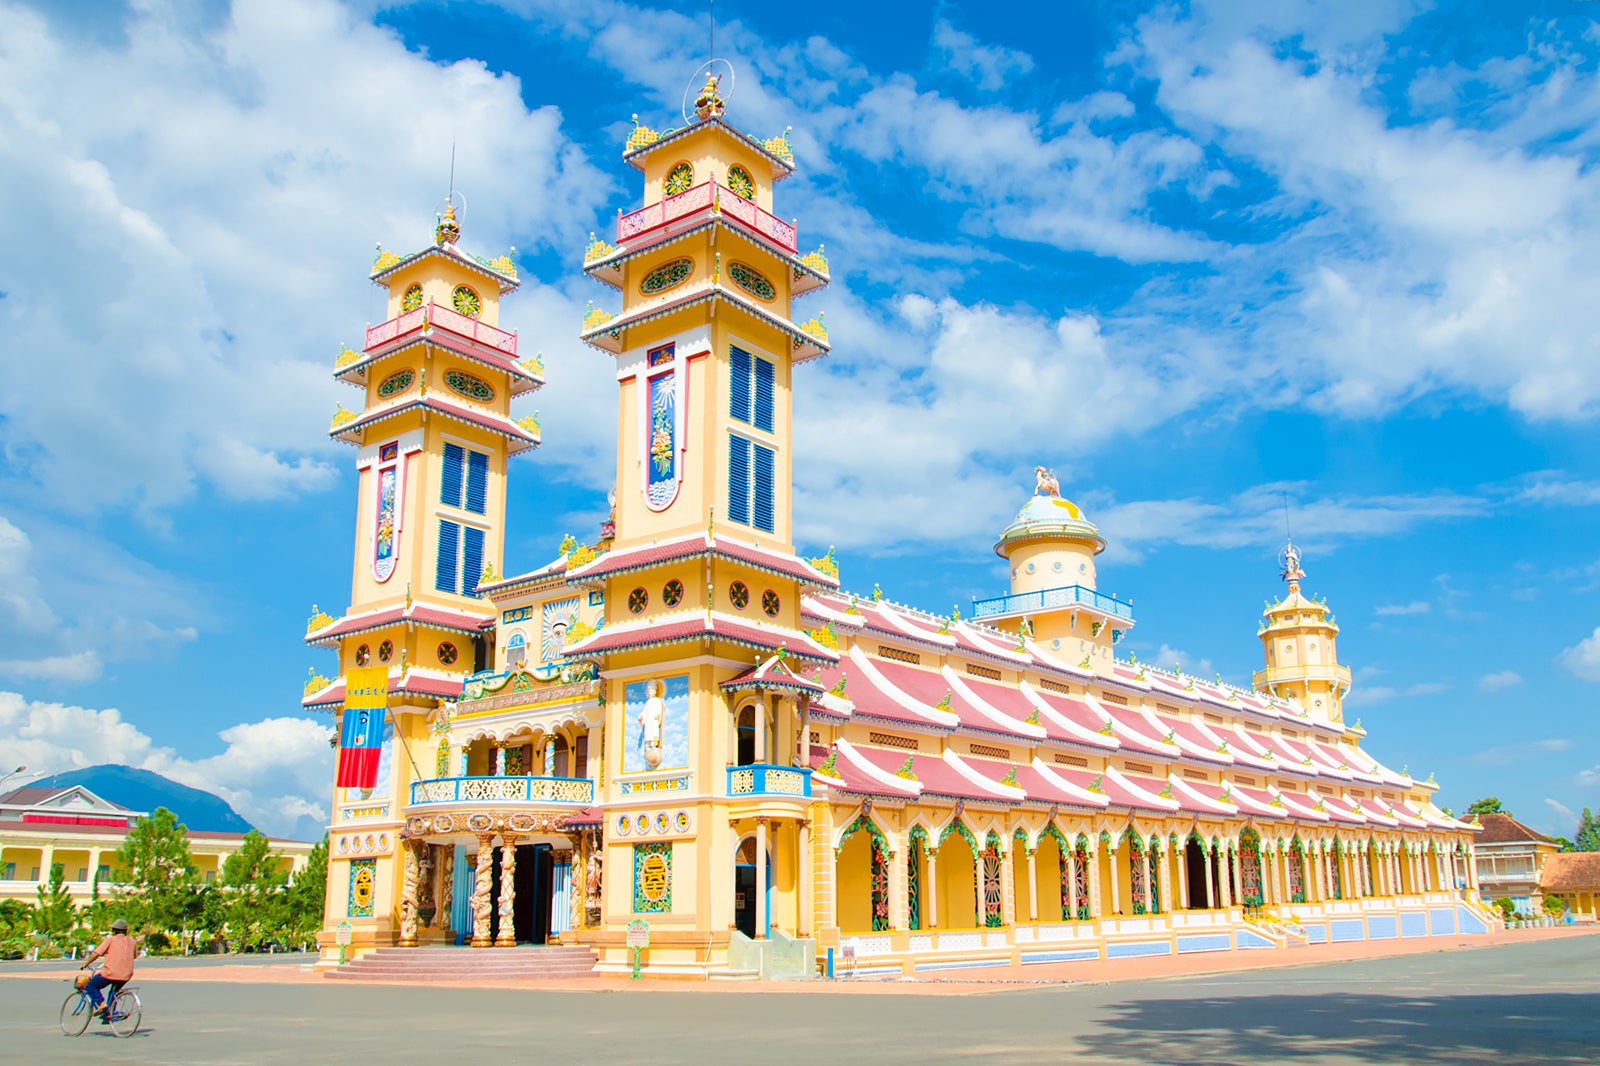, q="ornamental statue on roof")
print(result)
[434,200,461,247]
[1279,538,1305,587]
[1034,465,1061,498]
[693,72,726,121]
